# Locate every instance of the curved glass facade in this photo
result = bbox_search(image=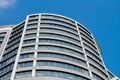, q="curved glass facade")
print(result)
[0,13,119,80]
